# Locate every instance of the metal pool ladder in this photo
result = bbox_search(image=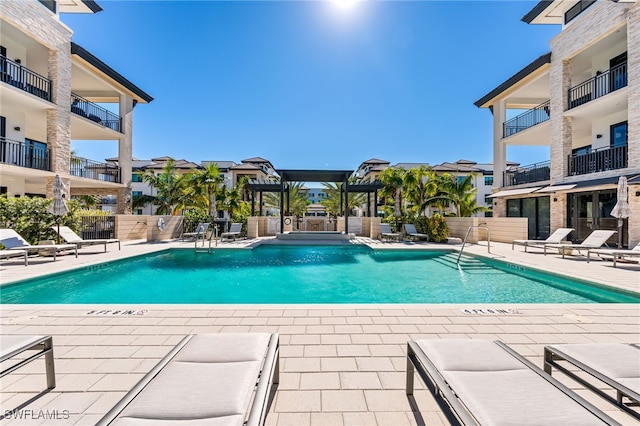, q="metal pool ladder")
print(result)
[457,224,491,265]
[195,226,218,254]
